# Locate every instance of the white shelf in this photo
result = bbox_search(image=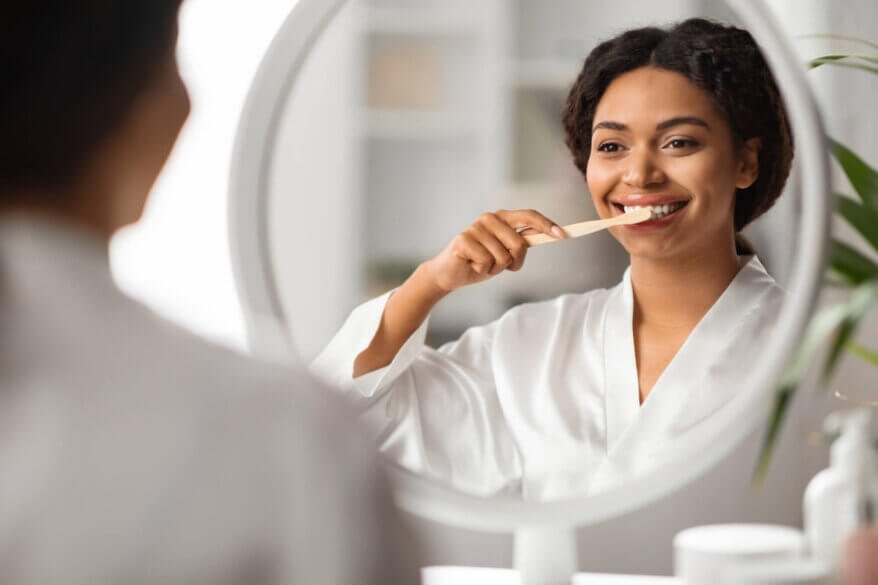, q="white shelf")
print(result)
[362,110,478,141]
[512,59,581,91]
[365,9,482,37]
